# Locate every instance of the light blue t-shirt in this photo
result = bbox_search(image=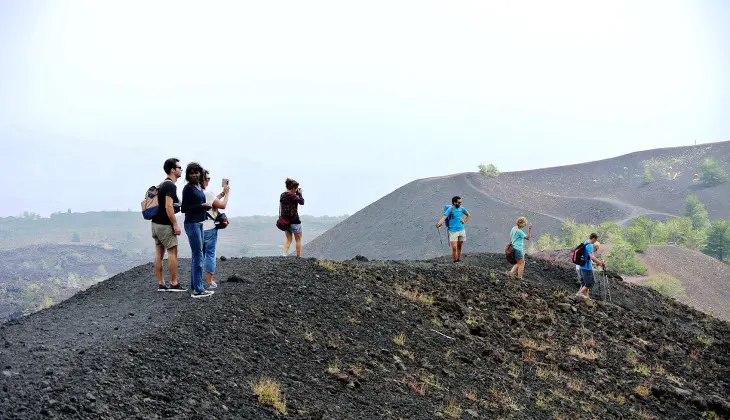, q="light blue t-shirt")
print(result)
[581,241,595,271]
[444,206,469,232]
[510,226,527,251]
